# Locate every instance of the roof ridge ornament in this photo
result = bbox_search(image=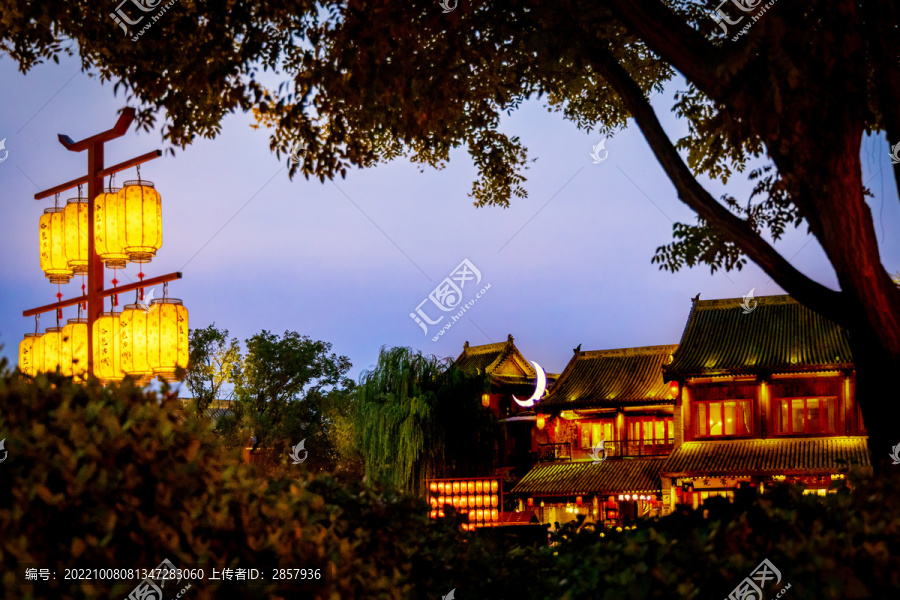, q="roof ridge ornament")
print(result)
[574,343,582,354]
